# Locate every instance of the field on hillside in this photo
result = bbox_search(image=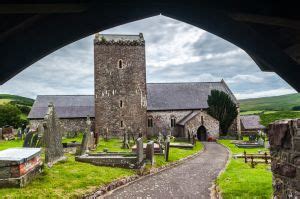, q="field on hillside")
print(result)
[0,94,34,106]
[239,93,300,111]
